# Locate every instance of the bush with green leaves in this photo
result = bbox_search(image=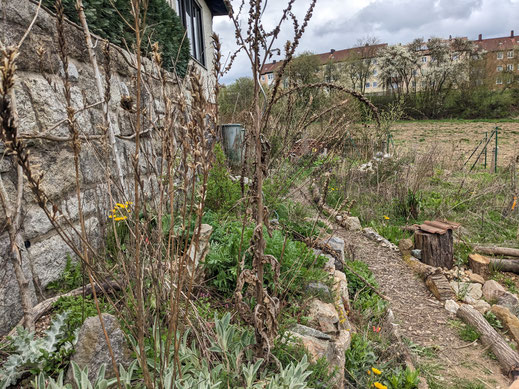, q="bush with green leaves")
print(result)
[205,144,243,215]
[204,219,329,296]
[343,261,387,320]
[52,295,112,334]
[42,0,190,75]
[47,256,83,293]
[0,313,75,388]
